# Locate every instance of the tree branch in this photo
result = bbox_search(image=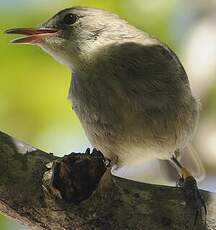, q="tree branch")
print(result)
[0,131,215,230]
